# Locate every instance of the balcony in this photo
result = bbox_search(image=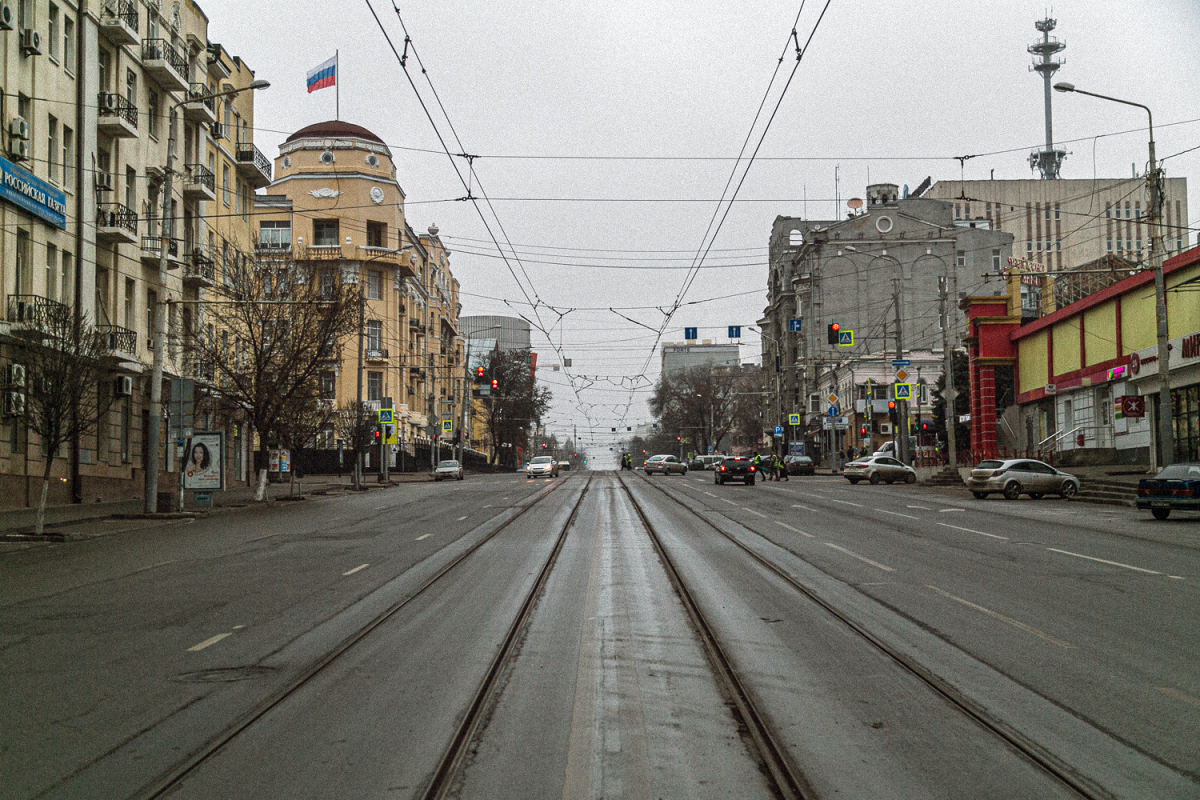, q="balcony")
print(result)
[97,92,138,138]
[99,0,139,46]
[182,163,216,202]
[141,39,188,93]
[140,236,182,268]
[7,295,69,337]
[408,366,426,378]
[95,324,137,357]
[365,348,389,362]
[235,142,272,187]
[183,248,216,287]
[297,244,345,261]
[96,204,139,245]
[183,83,216,124]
